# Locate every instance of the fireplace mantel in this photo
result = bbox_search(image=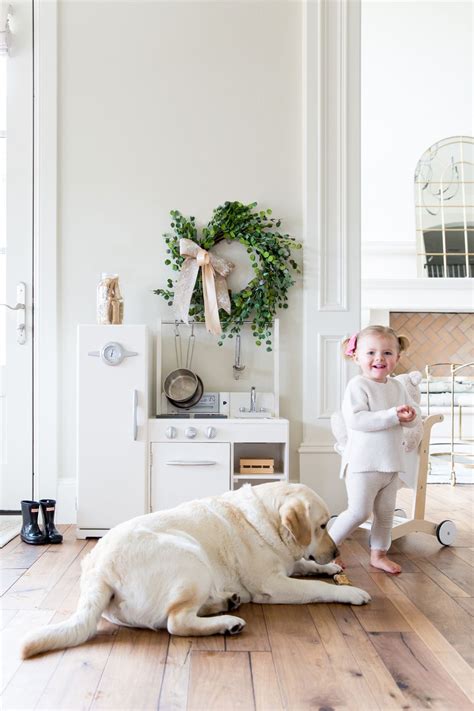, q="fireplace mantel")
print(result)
[362,278,473,312]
